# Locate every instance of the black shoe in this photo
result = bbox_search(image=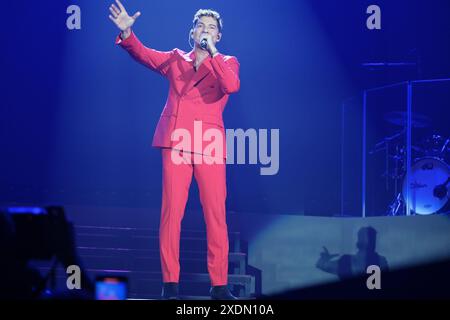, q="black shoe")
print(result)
[161,282,179,300]
[210,285,237,300]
